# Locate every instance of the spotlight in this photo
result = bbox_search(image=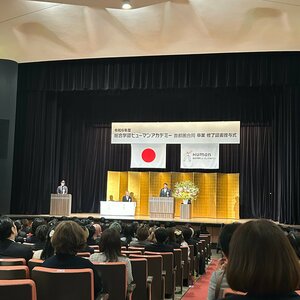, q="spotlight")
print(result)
[122,0,132,10]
